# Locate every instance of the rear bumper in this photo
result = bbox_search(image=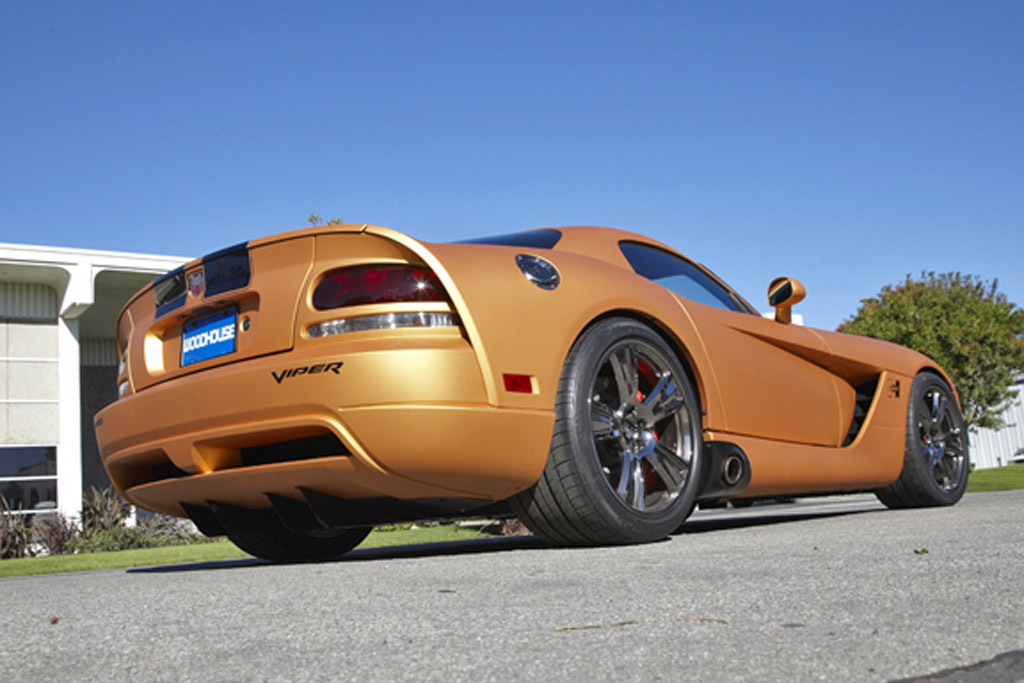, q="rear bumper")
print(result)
[95,336,554,517]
